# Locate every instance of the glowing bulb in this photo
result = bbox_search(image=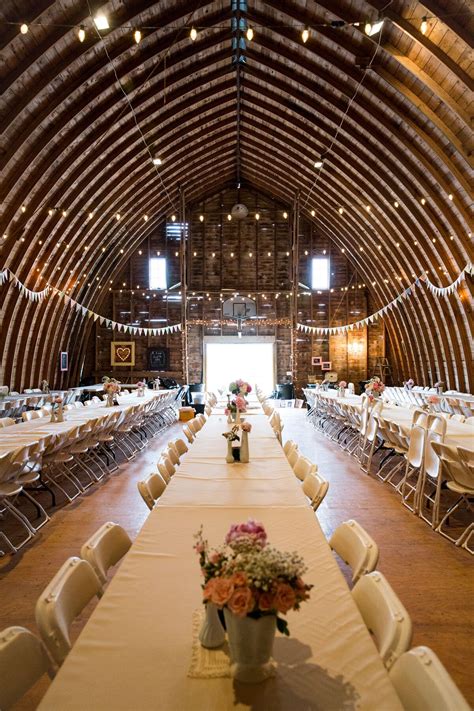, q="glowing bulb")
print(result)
[21,205,26,213]
[311,210,315,217]
[171,215,176,222]
[255,212,260,220]
[94,13,109,30]
[365,19,383,36]
[420,16,427,35]
[230,252,234,257]
[394,201,399,208]
[152,157,162,166]
[421,197,426,205]
[249,252,253,257]
[448,193,453,201]
[302,27,309,43]
[134,29,141,44]
[246,27,254,41]
[62,210,68,217]
[115,213,121,220]
[88,211,94,219]
[267,251,271,257]
[314,159,323,168]
[190,27,197,41]
[78,25,85,42]
[20,23,28,34]
[283,211,288,219]
[211,252,215,258]
[199,214,204,222]
[144,214,148,221]
[338,207,343,214]
[227,214,232,221]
